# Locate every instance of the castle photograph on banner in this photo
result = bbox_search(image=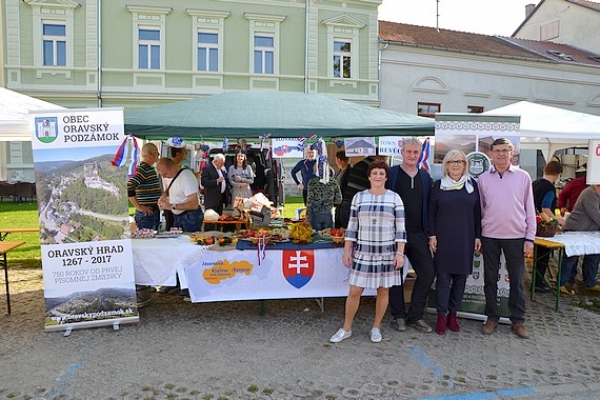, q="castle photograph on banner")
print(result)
[30,108,139,332]
[434,114,521,181]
